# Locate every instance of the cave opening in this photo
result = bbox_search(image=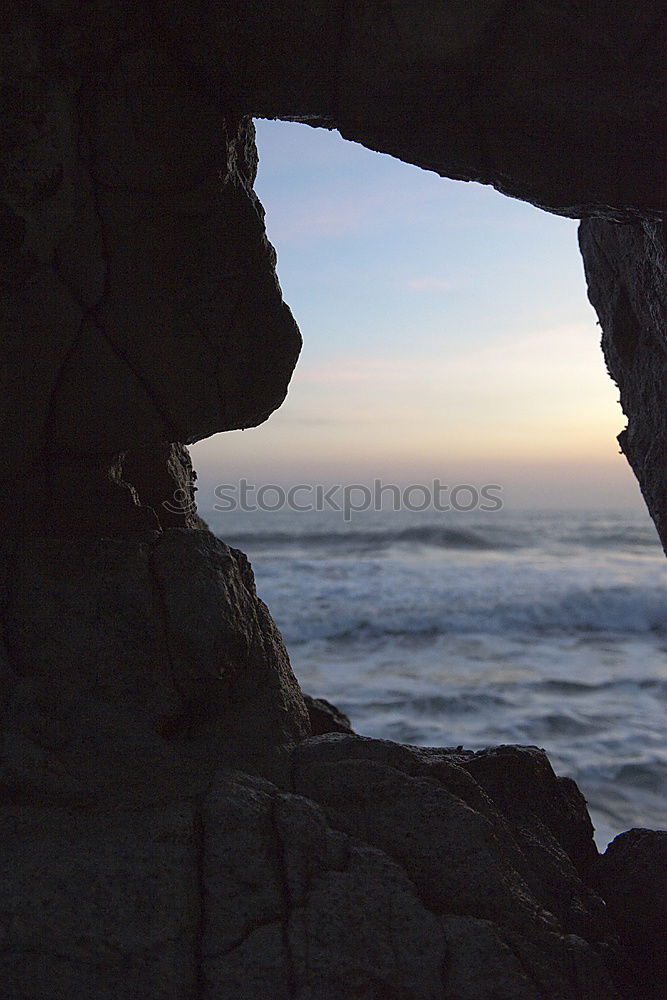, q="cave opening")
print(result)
[191,120,667,847]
